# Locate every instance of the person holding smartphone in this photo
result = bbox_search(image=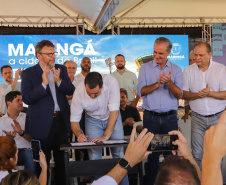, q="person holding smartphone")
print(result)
[0,136,47,185]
